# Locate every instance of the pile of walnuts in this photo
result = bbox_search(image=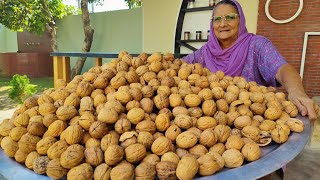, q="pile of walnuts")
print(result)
[0,51,305,179]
